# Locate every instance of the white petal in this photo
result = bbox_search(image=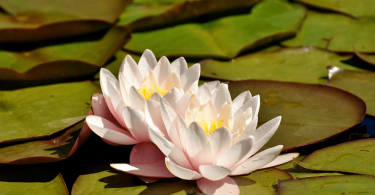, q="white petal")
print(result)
[163,87,183,108]
[160,97,183,150]
[209,127,232,163]
[233,107,252,133]
[171,57,188,76]
[186,122,213,170]
[160,72,182,91]
[197,177,239,195]
[217,102,233,130]
[153,56,172,84]
[148,127,193,169]
[140,70,159,93]
[119,55,143,88]
[234,95,260,120]
[177,115,188,152]
[149,92,162,103]
[138,49,157,79]
[231,129,240,145]
[186,94,201,123]
[111,162,174,178]
[232,91,251,114]
[212,84,232,111]
[128,86,146,111]
[107,79,126,127]
[197,83,212,105]
[99,68,118,98]
[86,115,138,145]
[175,91,191,117]
[166,157,202,180]
[230,145,283,176]
[180,63,200,92]
[261,153,299,169]
[199,165,232,181]
[118,74,129,105]
[193,100,217,125]
[237,116,258,143]
[216,136,254,169]
[198,80,220,94]
[185,80,199,94]
[123,106,150,142]
[91,93,120,126]
[145,100,168,136]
